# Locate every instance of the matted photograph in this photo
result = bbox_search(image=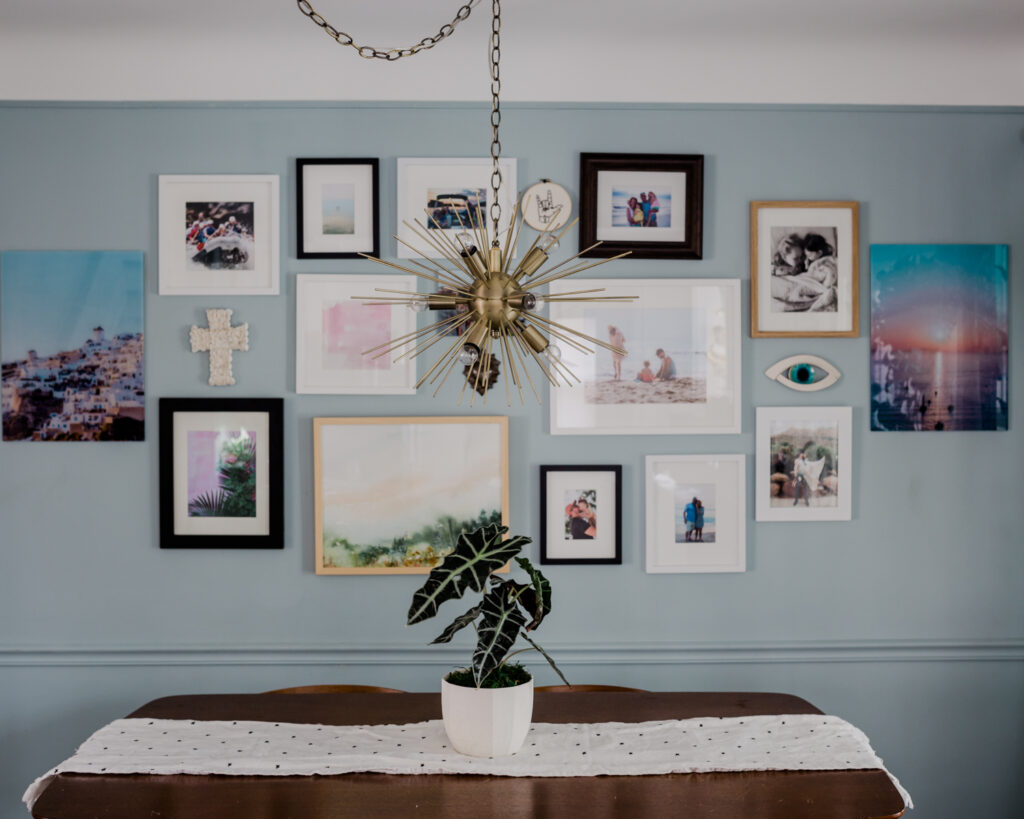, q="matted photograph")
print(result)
[871,244,1009,431]
[1,251,145,442]
[297,158,379,258]
[396,158,517,259]
[645,455,745,573]
[579,153,704,259]
[159,398,284,548]
[750,201,859,337]
[314,417,509,575]
[296,274,417,395]
[540,465,622,564]
[756,406,852,522]
[159,174,279,295]
[549,278,741,435]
